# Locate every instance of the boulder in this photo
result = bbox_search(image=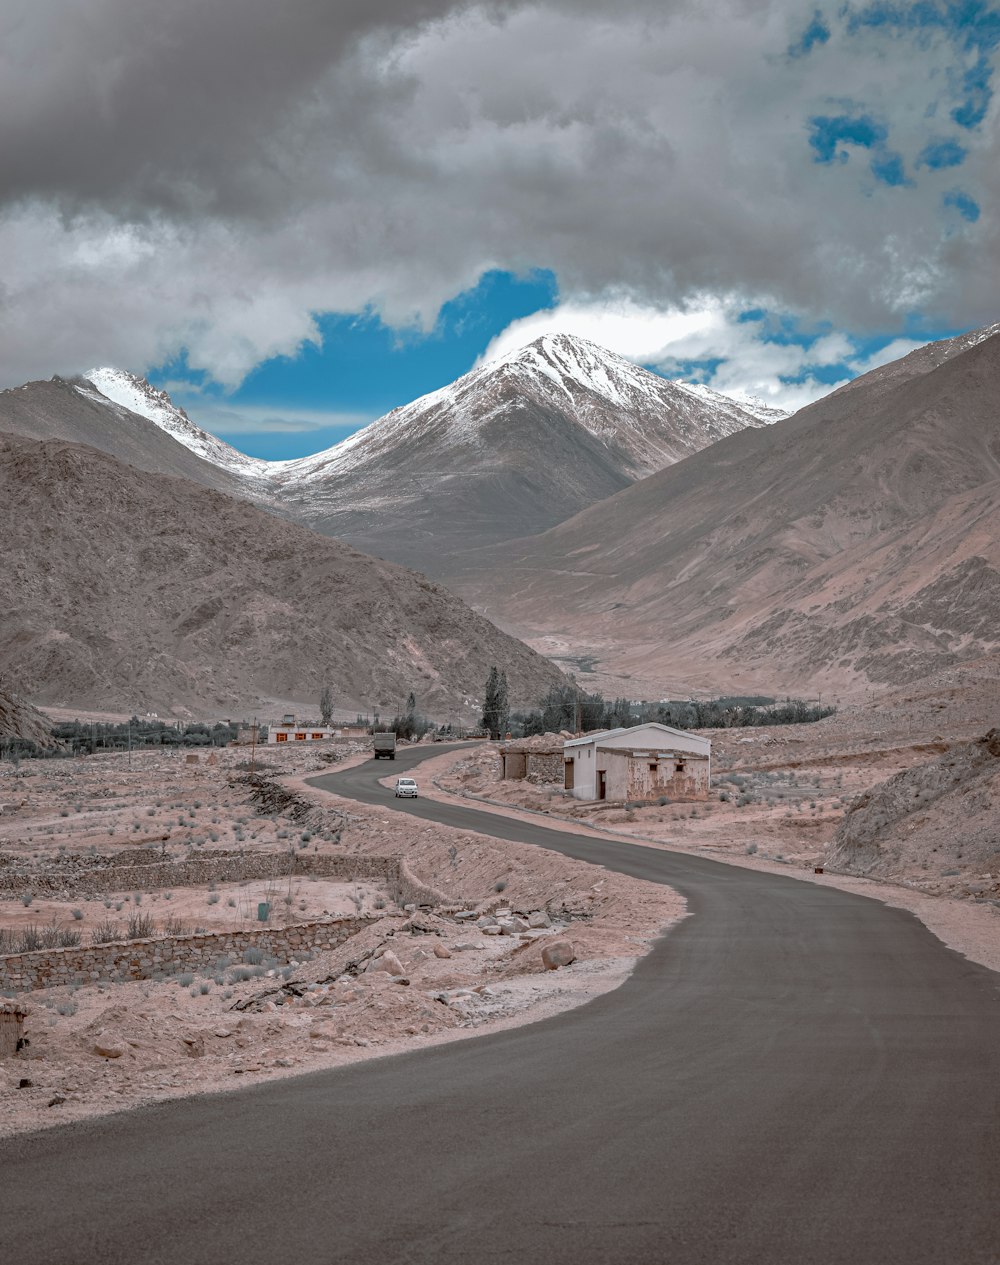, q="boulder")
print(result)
[376,951,406,977]
[528,911,552,929]
[541,940,576,970]
[182,1034,205,1057]
[92,1031,126,1059]
[433,942,451,959]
